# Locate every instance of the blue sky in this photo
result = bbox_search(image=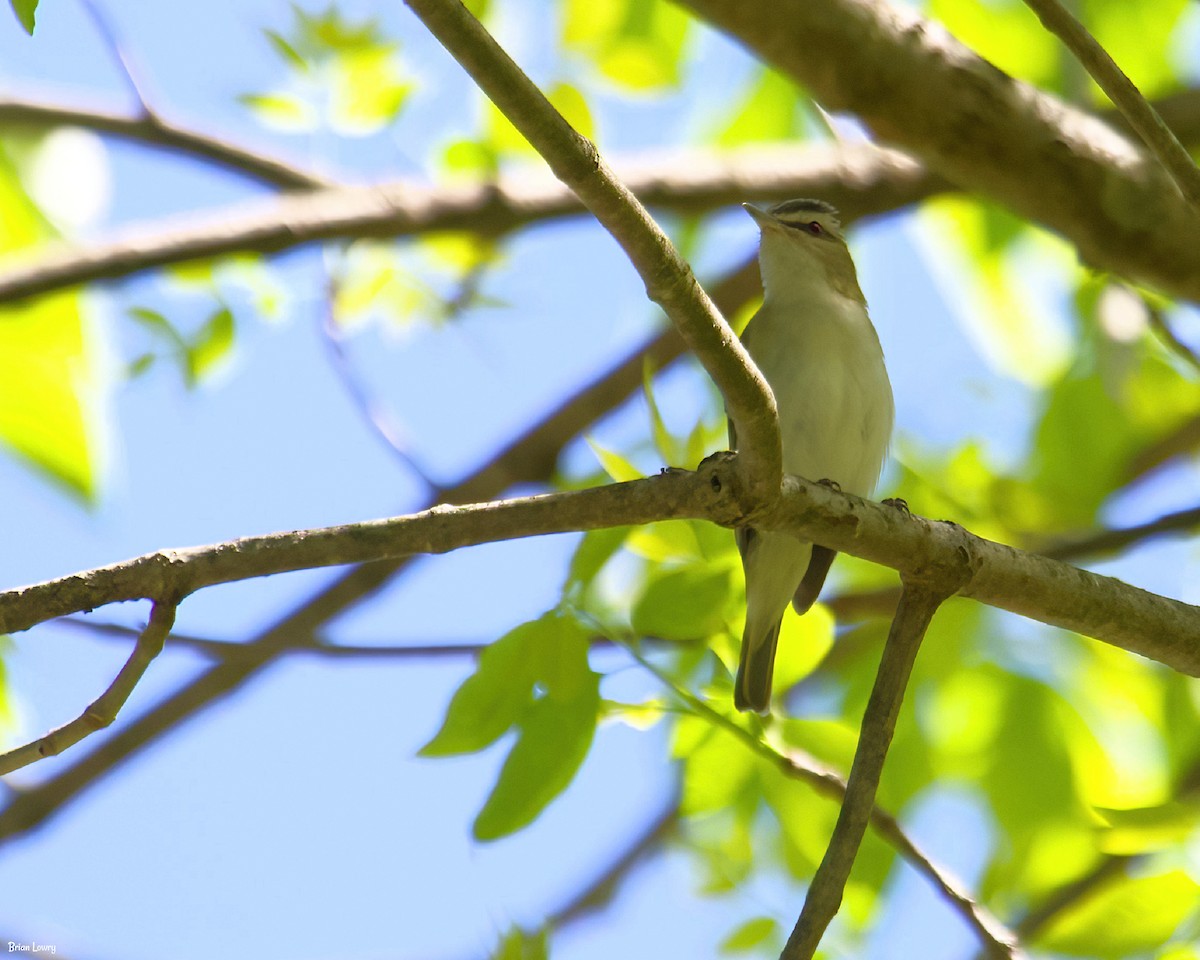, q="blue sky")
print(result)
[2,1,1195,958]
